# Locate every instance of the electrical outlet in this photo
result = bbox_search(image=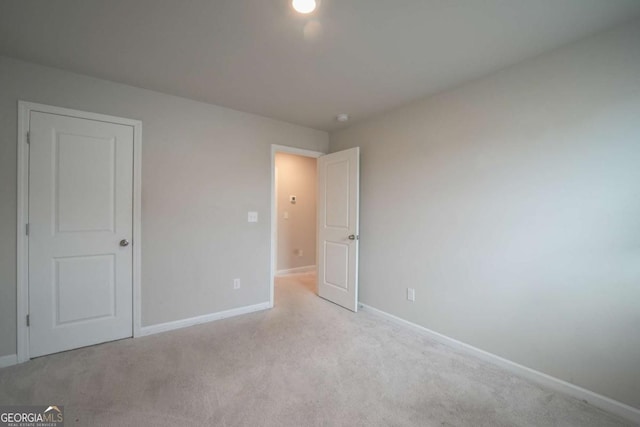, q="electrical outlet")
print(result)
[233,278,241,289]
[407,288,415,302]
